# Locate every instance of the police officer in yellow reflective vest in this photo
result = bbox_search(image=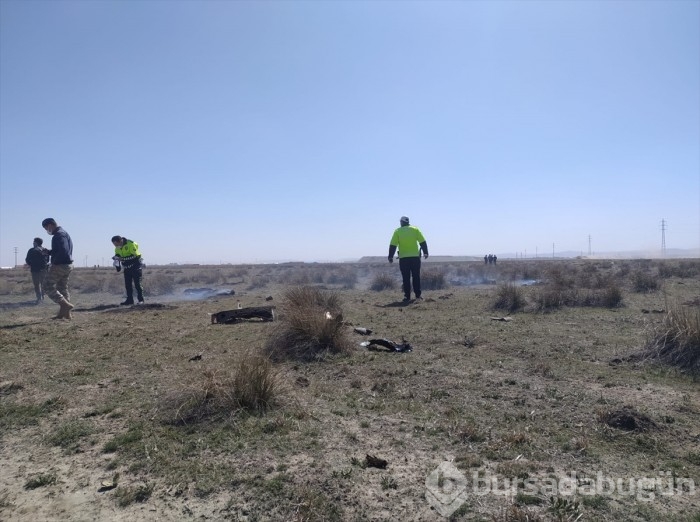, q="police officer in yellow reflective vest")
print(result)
[111,236,144,305]
[388,216,429,302]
